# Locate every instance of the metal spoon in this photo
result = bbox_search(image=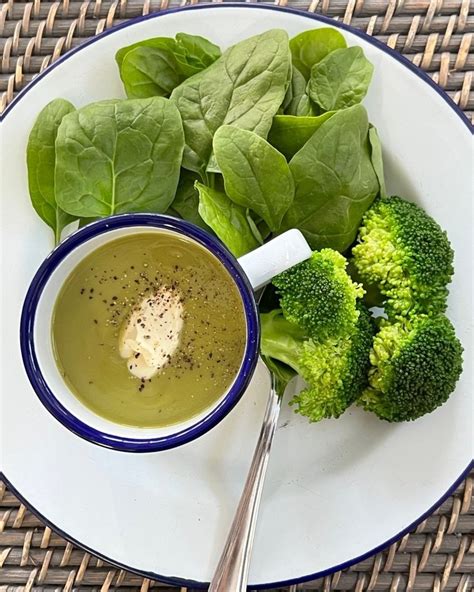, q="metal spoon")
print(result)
[208,368,283,592]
